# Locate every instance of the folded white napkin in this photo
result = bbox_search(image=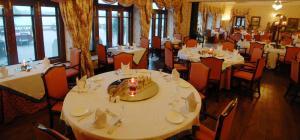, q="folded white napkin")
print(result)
[94,108,107,129]
[42,57,50,68]
[118,45,123,50]
[171,69,180,81]
[76,75,87,89]
[121,63,130,73]
[186,93,197,112]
